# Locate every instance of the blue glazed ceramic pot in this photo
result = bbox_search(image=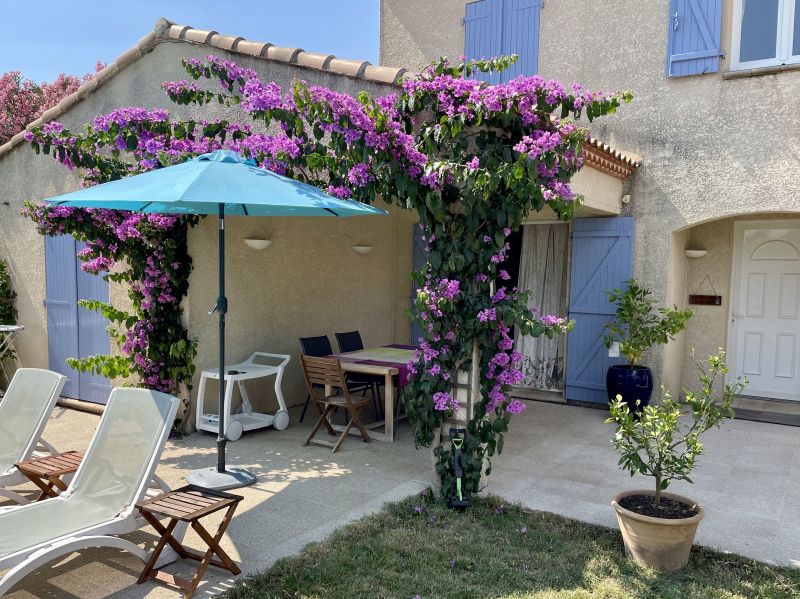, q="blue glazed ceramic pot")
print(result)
[606,365,654,410]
